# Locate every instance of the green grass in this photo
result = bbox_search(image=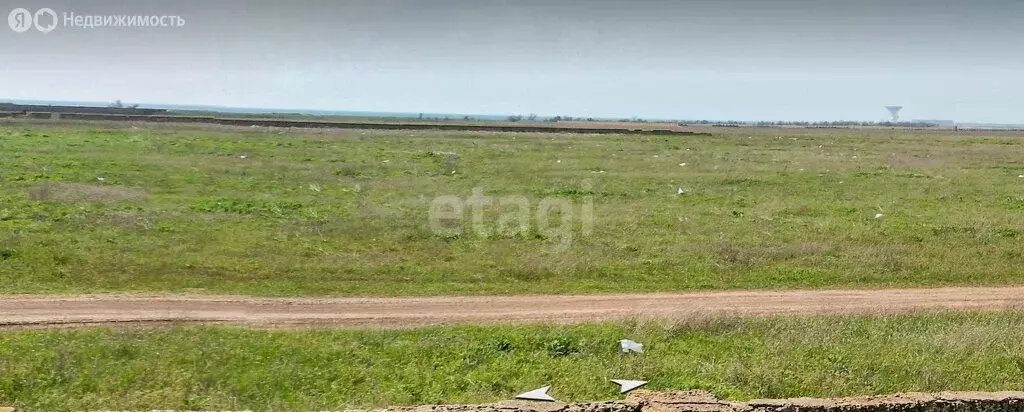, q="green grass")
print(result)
[2,311,1024,410]
[1,121,1024,295]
